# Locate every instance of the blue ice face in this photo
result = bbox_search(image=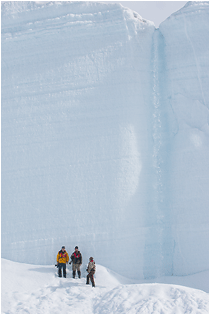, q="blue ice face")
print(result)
[1,1,208,280]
